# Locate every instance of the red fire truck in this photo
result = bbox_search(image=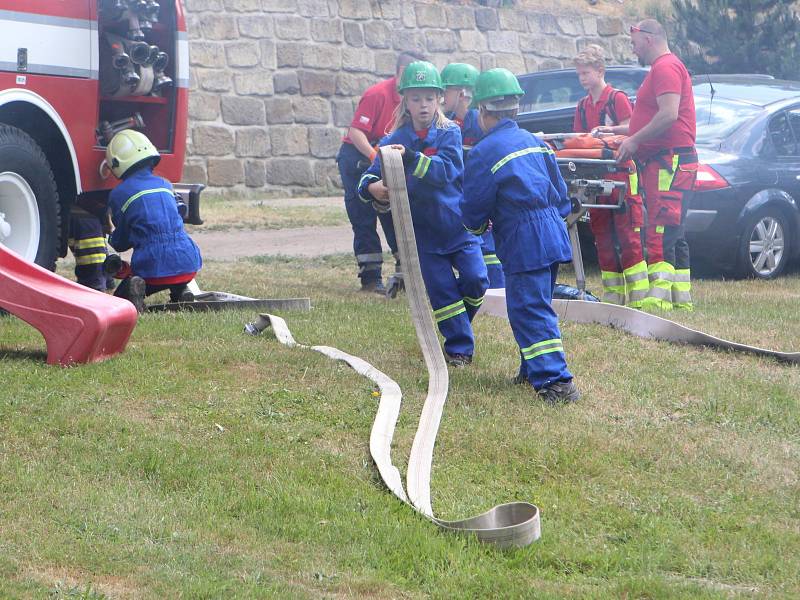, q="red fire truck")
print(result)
[0,0,198,270]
